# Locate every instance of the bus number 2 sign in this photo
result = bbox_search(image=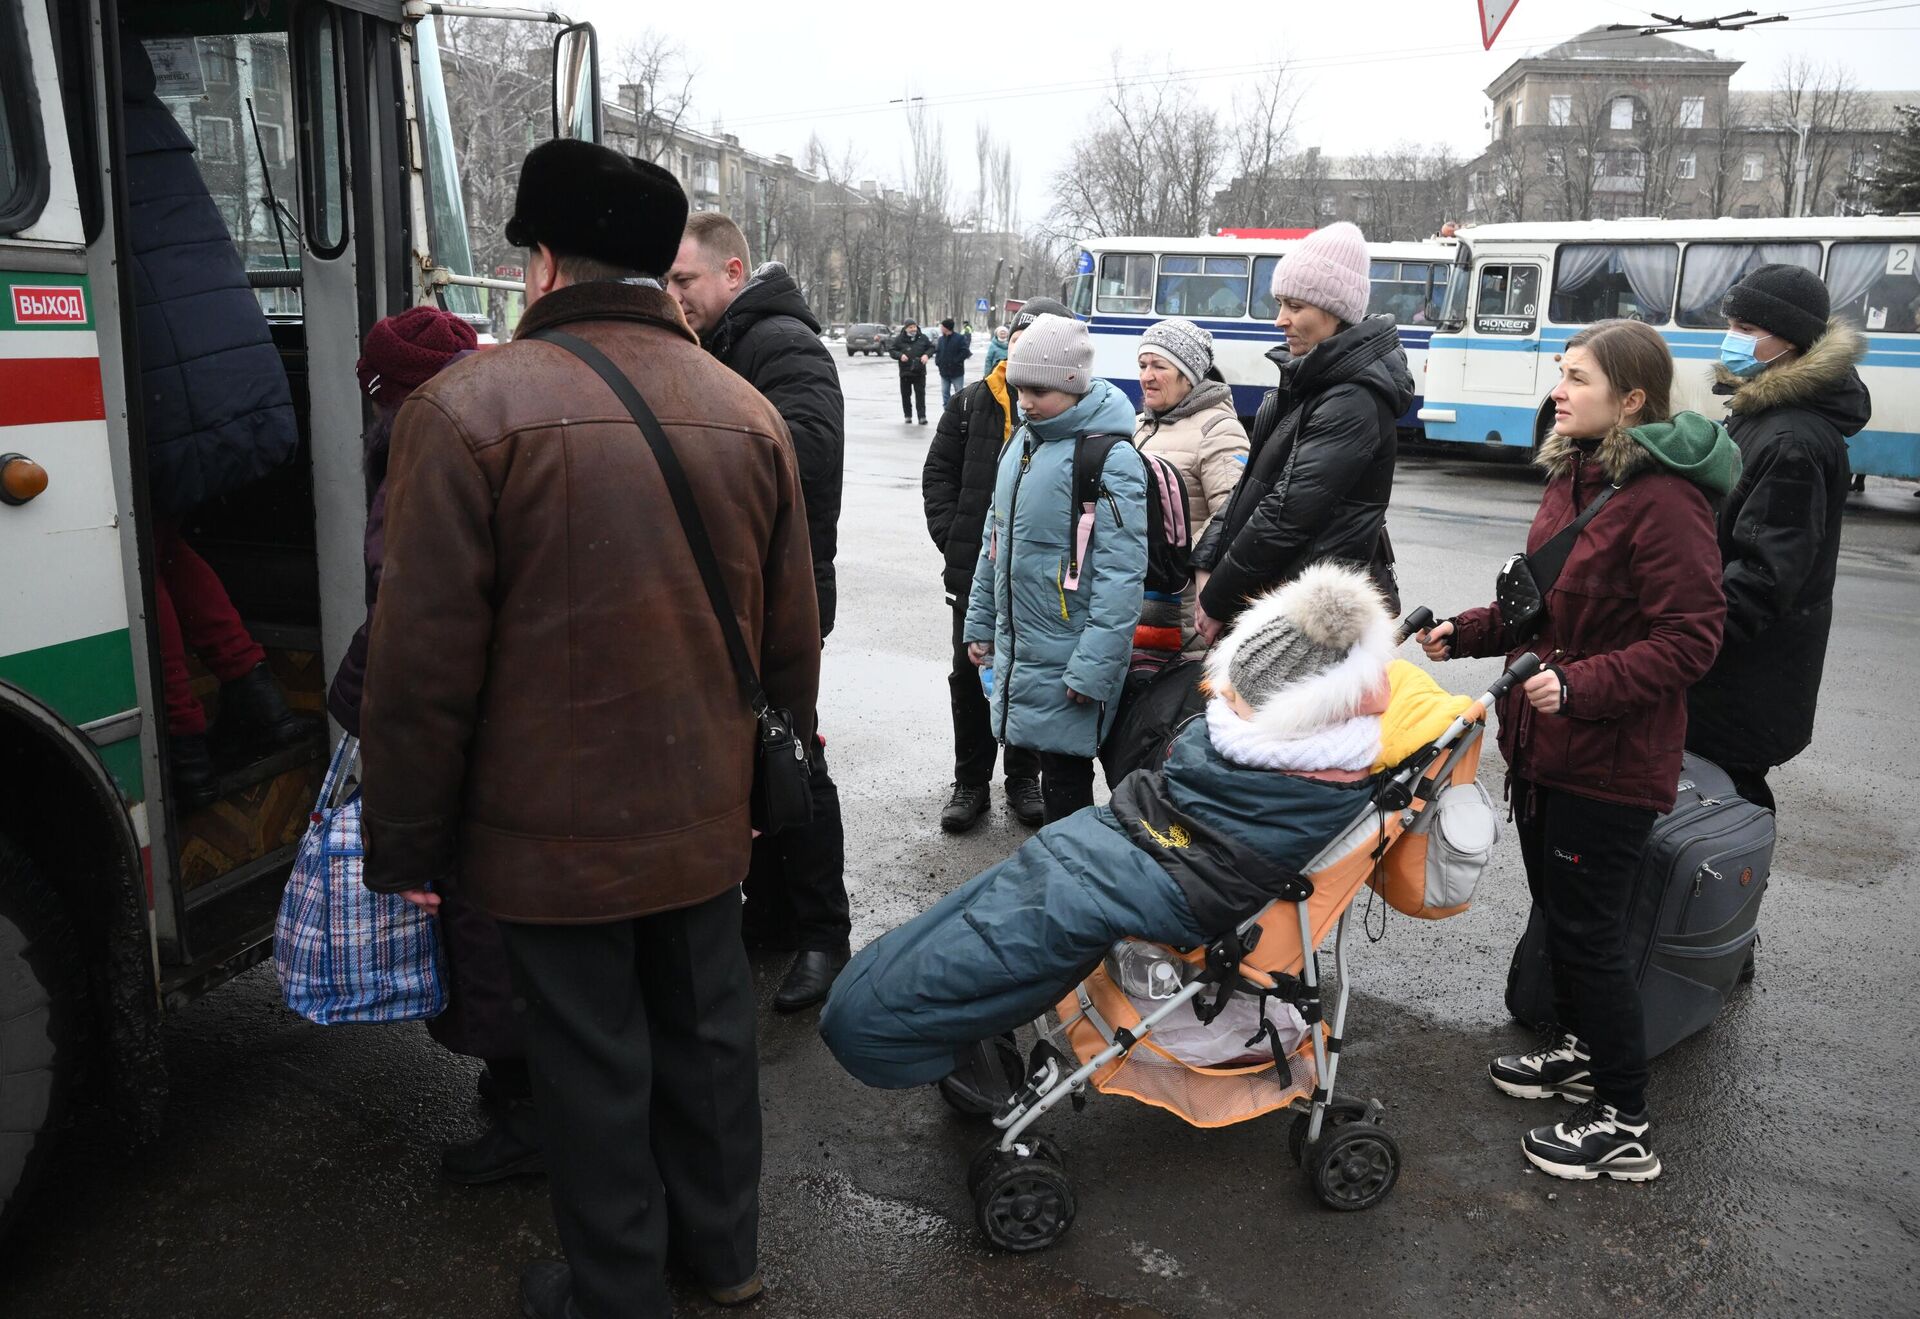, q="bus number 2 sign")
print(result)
[12,286,88,324]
